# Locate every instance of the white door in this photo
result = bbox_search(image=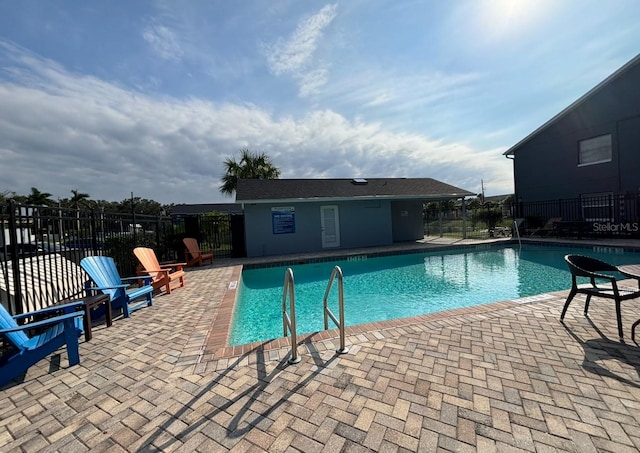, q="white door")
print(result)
[321,205,340,248]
